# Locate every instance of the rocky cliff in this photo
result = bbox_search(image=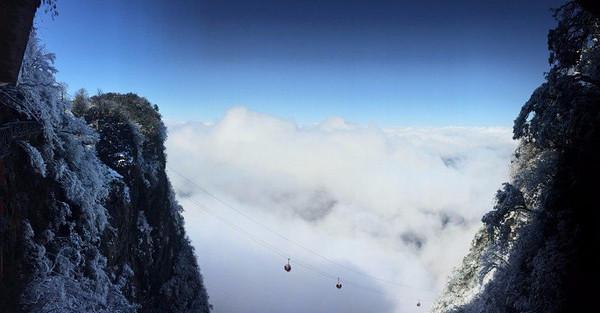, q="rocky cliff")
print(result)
[433,2,600,312]
[0,32,210,312]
